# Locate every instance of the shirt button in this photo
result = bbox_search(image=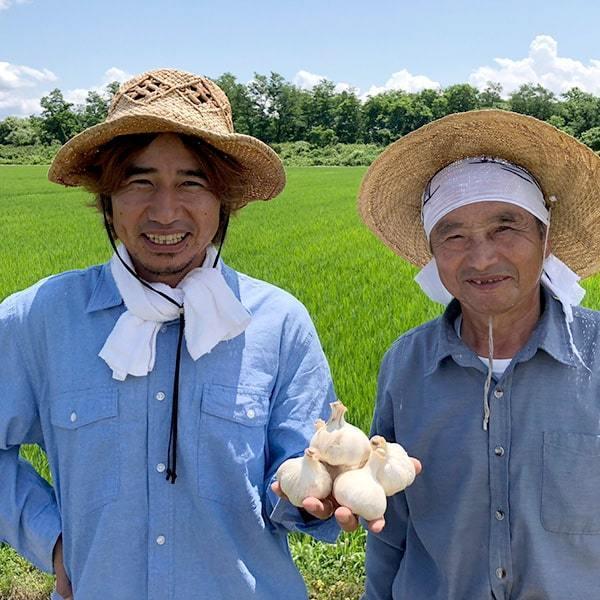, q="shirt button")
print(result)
[496,567,506,579]
[494,446,505,457]
[246,408,256,419]
[155,391,166,401]
[495,510,505,521]
[70,412,77,423]
[160,325,168,333]
[156,463,166,473]
[494,388,504,399]
[156,535,166,545]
